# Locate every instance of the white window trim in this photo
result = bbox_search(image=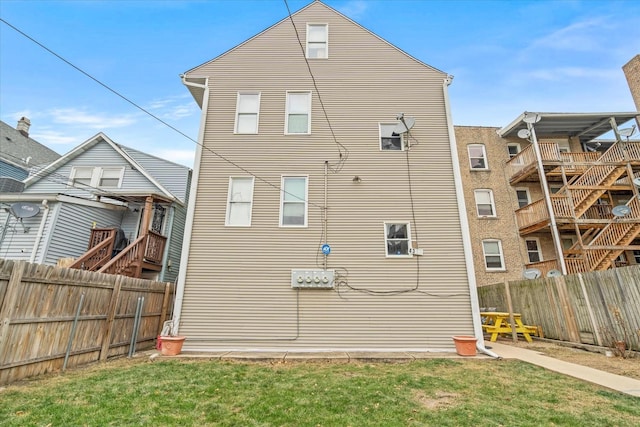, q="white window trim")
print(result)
[379,123,404,151]
[383,221,413,258]
[474,189,496,217]
[284,91,312,135]
[507,143,523,164]
[69,166,124,189]
[515,187,531,209]
[525,237,543,264]
[98,167,125,189]
[482,239,505,271]
[234,92,261,134]
[468,144,488,170]
[306,23,328,59]
[279,175,308,227]
[225,176,255,227]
